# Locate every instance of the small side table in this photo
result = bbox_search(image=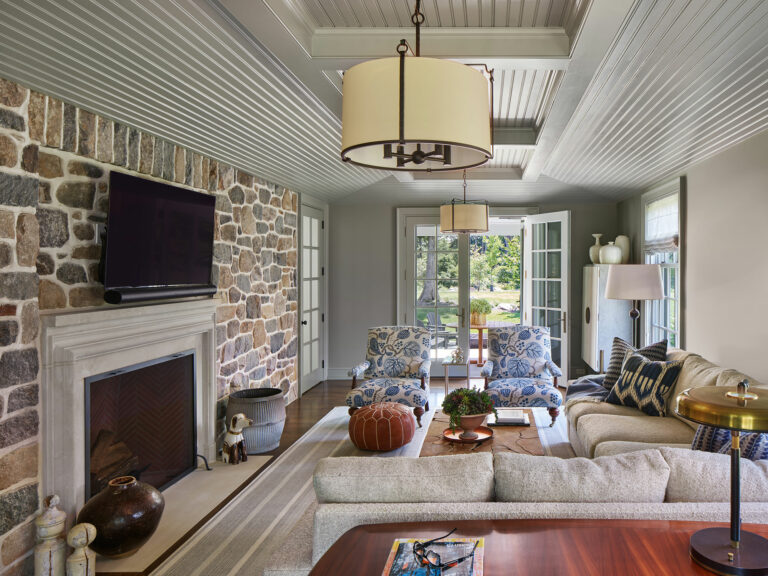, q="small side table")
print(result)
[441,358,470,393]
